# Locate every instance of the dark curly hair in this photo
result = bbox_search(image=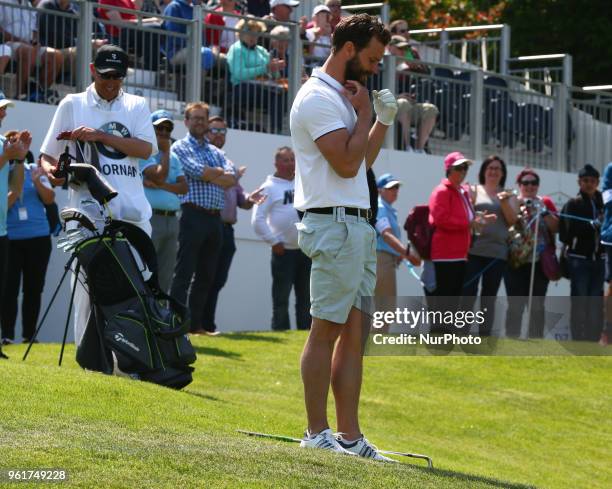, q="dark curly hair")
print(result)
[332,14,391,54]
